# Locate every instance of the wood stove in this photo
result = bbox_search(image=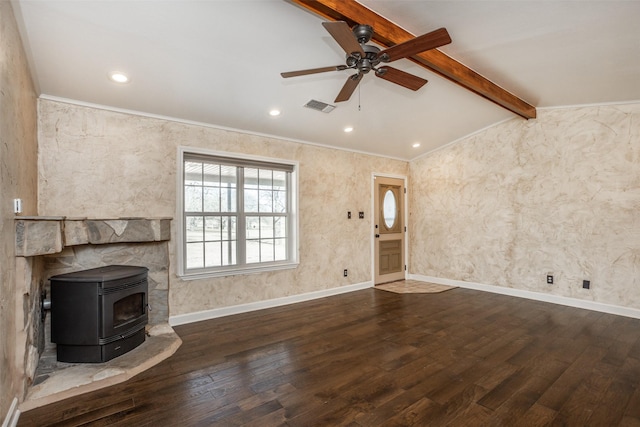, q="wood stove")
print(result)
[50,265,148,363]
